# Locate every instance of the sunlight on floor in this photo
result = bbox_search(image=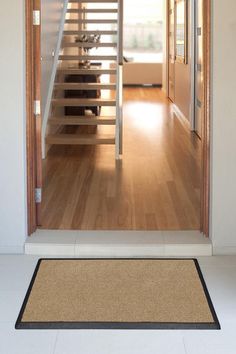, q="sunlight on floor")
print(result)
[124,102,164,133]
